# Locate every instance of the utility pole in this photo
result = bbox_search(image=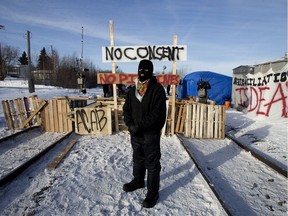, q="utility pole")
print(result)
[76,26,87,94]
[0,25,5,80]
[26,30,35,93]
